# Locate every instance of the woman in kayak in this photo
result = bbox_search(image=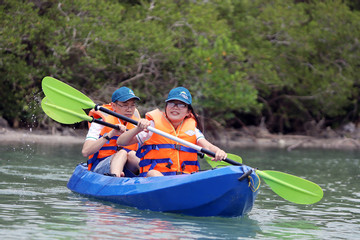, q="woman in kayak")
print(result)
[82,87,141,177]
[117,87,227,177]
